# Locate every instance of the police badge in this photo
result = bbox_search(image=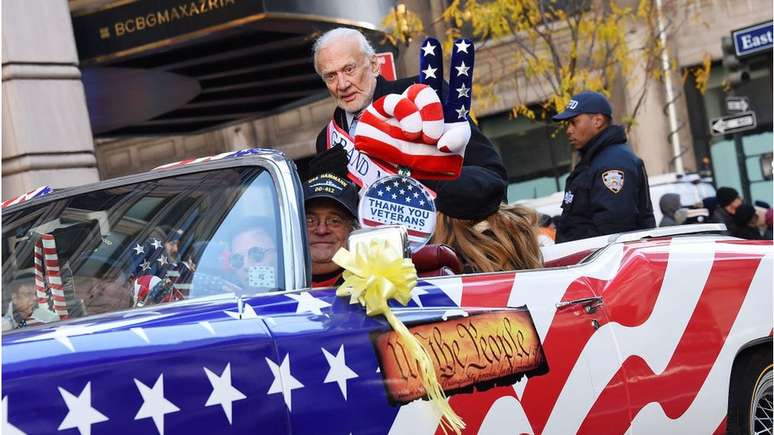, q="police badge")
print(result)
[602,169,624,194]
